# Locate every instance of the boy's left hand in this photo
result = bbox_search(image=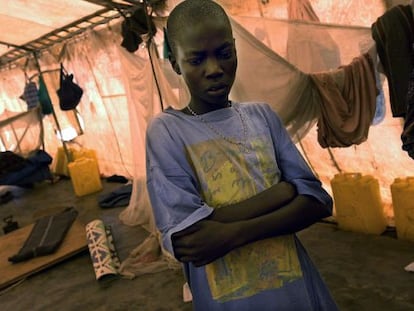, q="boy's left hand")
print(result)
[172,219,239,267]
